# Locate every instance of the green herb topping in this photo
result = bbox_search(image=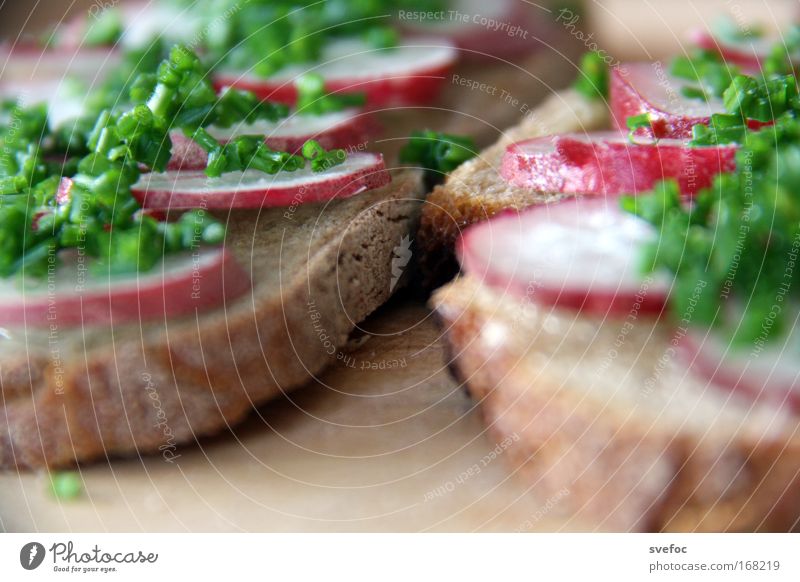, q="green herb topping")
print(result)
[626,113,653,139]
[623,31,800,347]
[160,0,445,78]
[295,73,366,116]
[0,44,347,278]
[399,130,477,182]
[670,50,741,100]
[49,471,83,500]
[574,51,609,101]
